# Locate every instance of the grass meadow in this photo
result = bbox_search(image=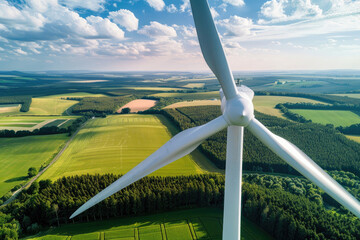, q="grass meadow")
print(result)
[40,114,219,181]
[0,98,78,116]
[164,96,326,119]
[0,134,69,196]
[291,109,360,127]
[23,208,272,240]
